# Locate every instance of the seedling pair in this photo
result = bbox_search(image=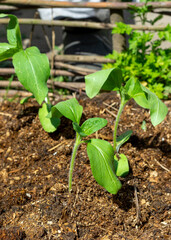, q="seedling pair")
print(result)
[0,14,168,195]
[50,67,168,194]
